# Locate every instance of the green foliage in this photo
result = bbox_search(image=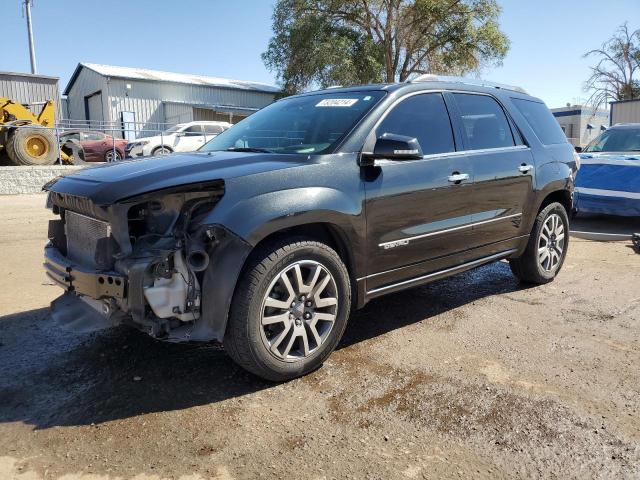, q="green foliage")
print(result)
[262,0,510,94]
